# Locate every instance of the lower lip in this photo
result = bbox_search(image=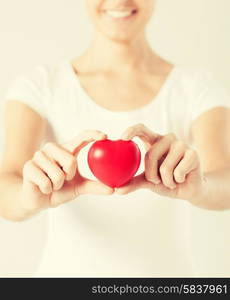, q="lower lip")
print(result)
[102,11,137,22]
